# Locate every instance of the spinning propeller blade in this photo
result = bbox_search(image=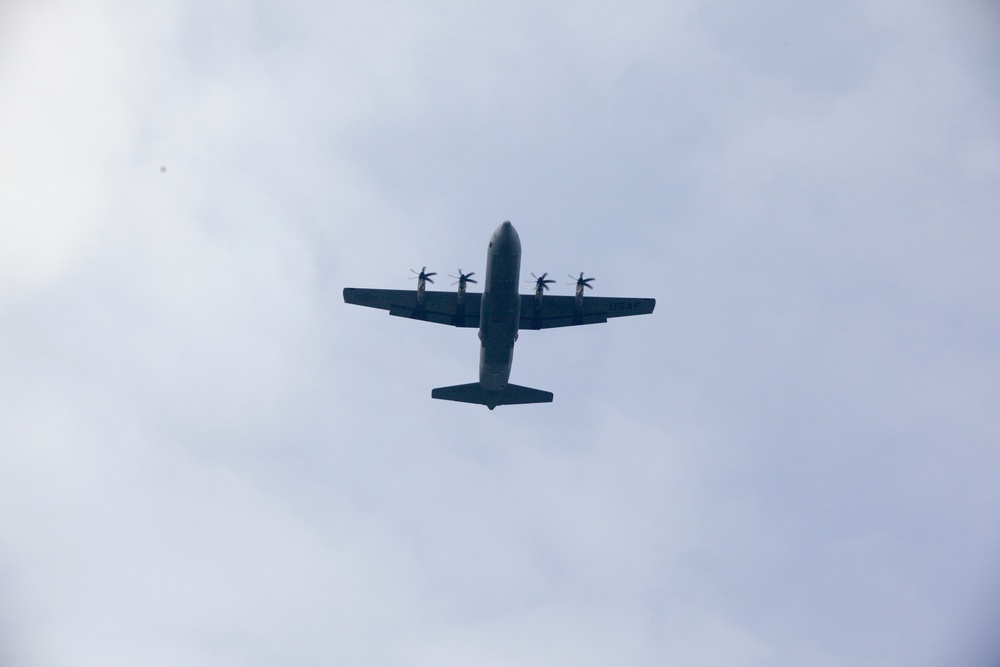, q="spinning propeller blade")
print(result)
[529,272,555,291]
[409,266,436,283]
[449,270,477,286]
